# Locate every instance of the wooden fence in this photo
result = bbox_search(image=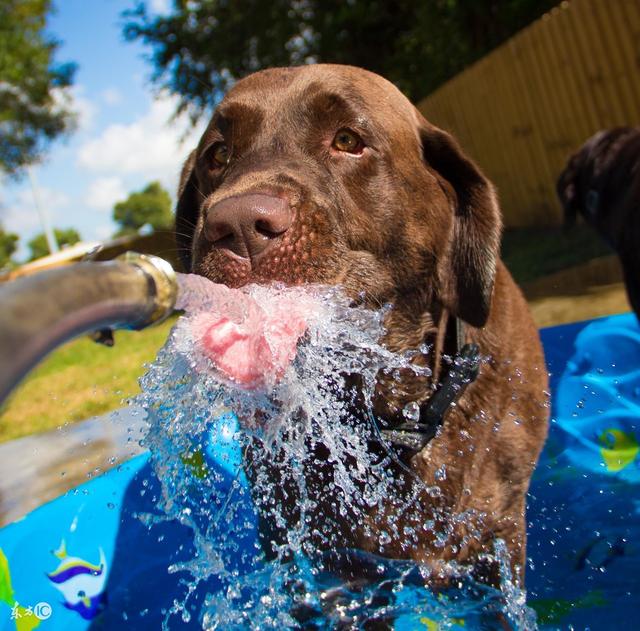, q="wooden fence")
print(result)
[416,0,640,227]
